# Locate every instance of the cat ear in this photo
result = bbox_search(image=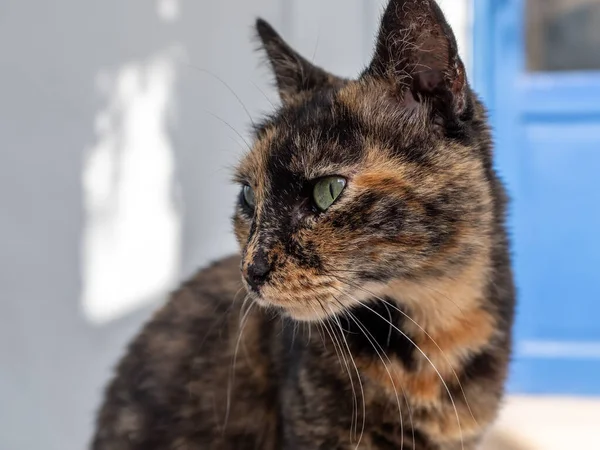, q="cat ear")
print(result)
[364,0,467,118]
[255,18,345,105]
